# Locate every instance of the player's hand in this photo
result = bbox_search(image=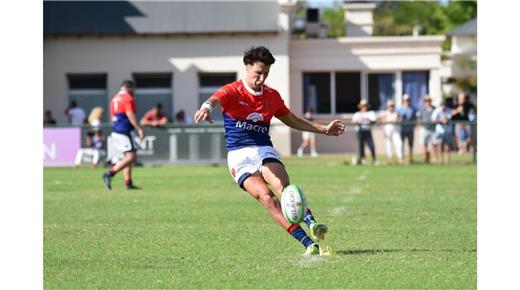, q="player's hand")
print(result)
[194,109,214,124]
[137,127,145,140]
[324,120,347,136]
